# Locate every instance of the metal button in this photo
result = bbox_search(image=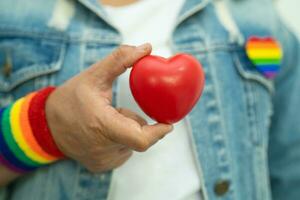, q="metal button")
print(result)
[214,180,230,196]
[2,52,12,77]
